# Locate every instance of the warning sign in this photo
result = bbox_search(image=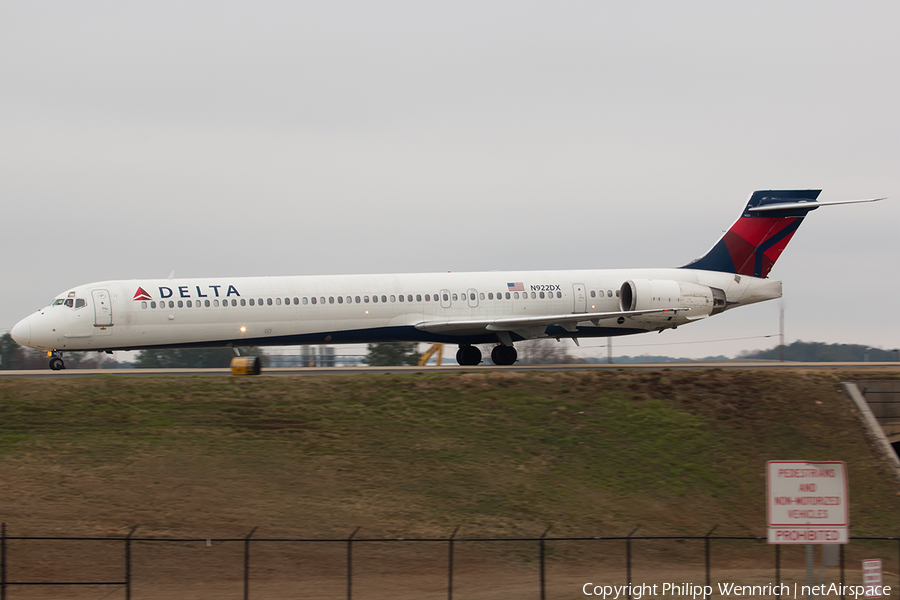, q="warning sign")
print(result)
[863,560,883,597]
[767,461,848,544]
